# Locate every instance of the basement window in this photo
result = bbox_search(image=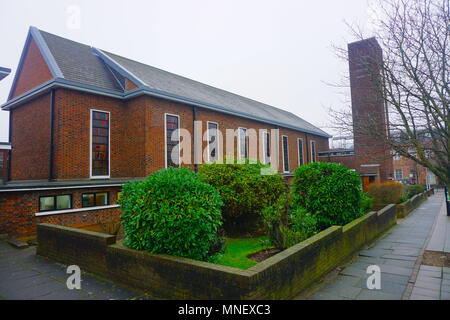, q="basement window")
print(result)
[39,195,72,212]
[82,192,109,208]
